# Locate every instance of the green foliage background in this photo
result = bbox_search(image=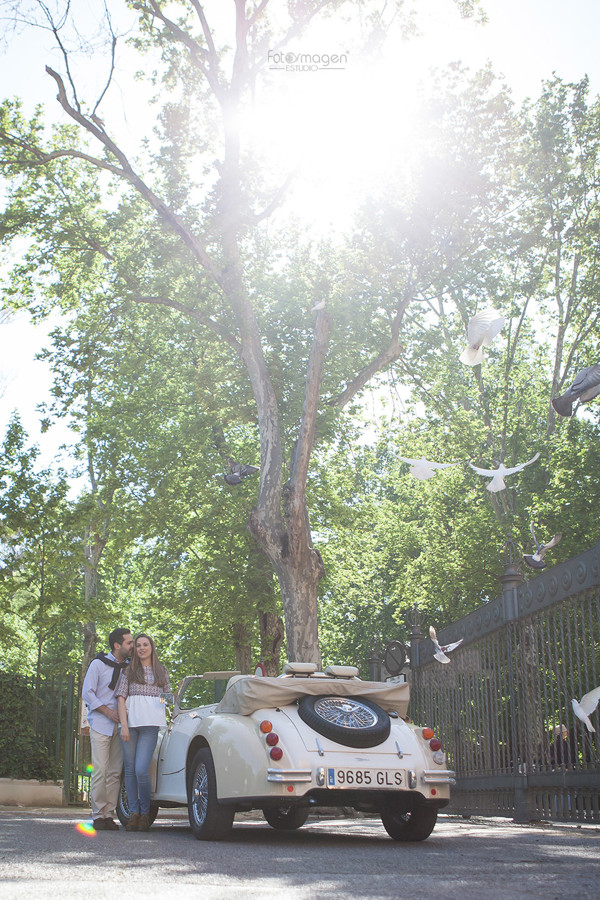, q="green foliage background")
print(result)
[0,673,60,780]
